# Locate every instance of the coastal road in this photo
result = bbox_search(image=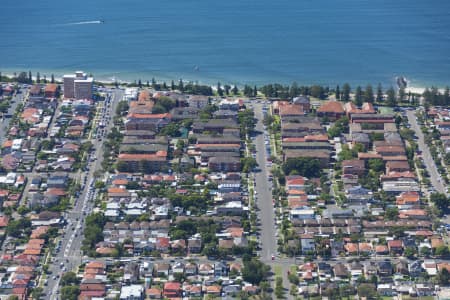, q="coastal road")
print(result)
[252,102,293,298]
[0,87,26,144]
[44,89,123,299]
[253,102,277,262]
[406,110,446,194]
